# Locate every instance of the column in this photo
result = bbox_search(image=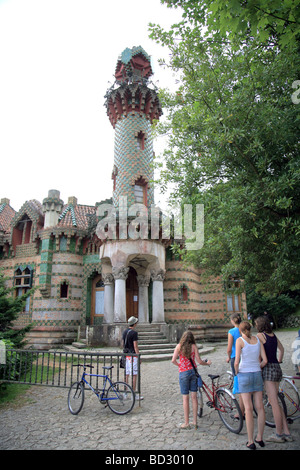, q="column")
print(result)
[112,266,129,323]
[151,269,165,323]
[137,274,150,323]
[102,273,114,324]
